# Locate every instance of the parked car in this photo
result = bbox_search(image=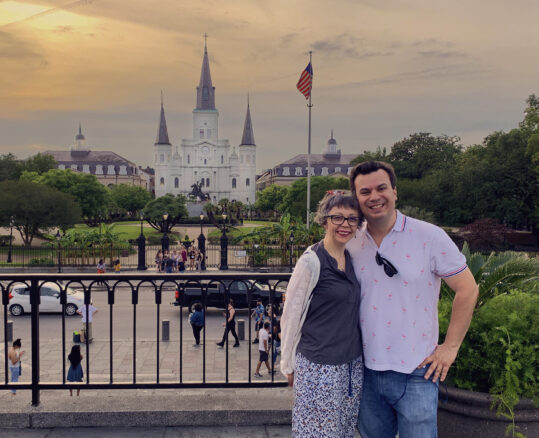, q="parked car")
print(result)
[8,282,84,316]
[173,280,284,312]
